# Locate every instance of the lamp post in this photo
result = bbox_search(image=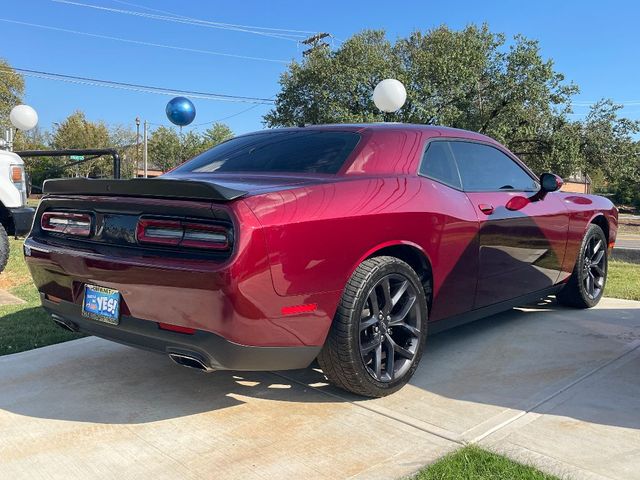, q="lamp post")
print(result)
[143,120,148,178]
[135,117,140,178]
[2,104,39,151]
